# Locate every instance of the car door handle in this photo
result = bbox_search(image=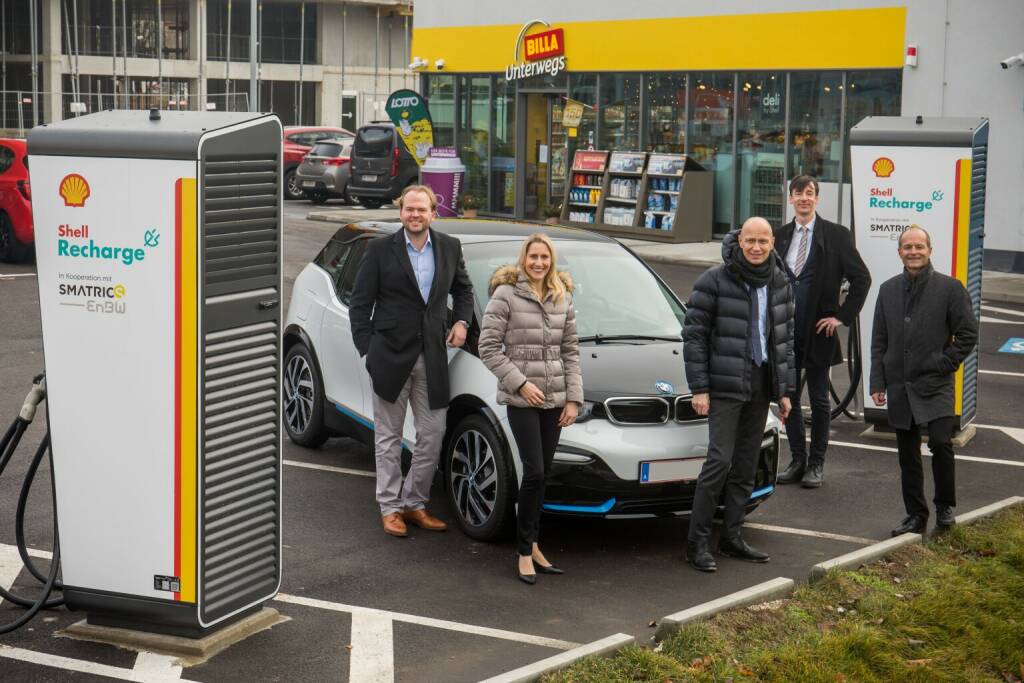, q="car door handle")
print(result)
[258,299,279,310]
